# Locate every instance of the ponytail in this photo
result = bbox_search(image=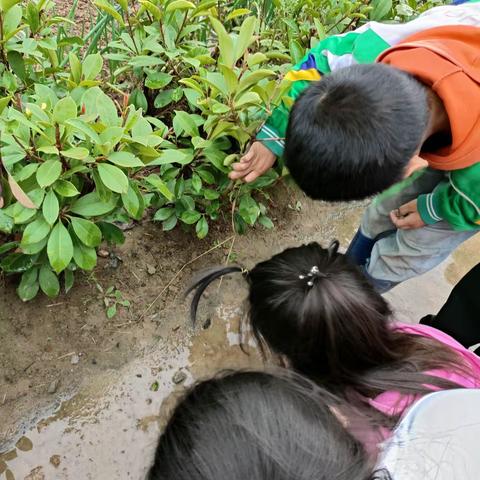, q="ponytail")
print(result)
[186,266,244,325]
